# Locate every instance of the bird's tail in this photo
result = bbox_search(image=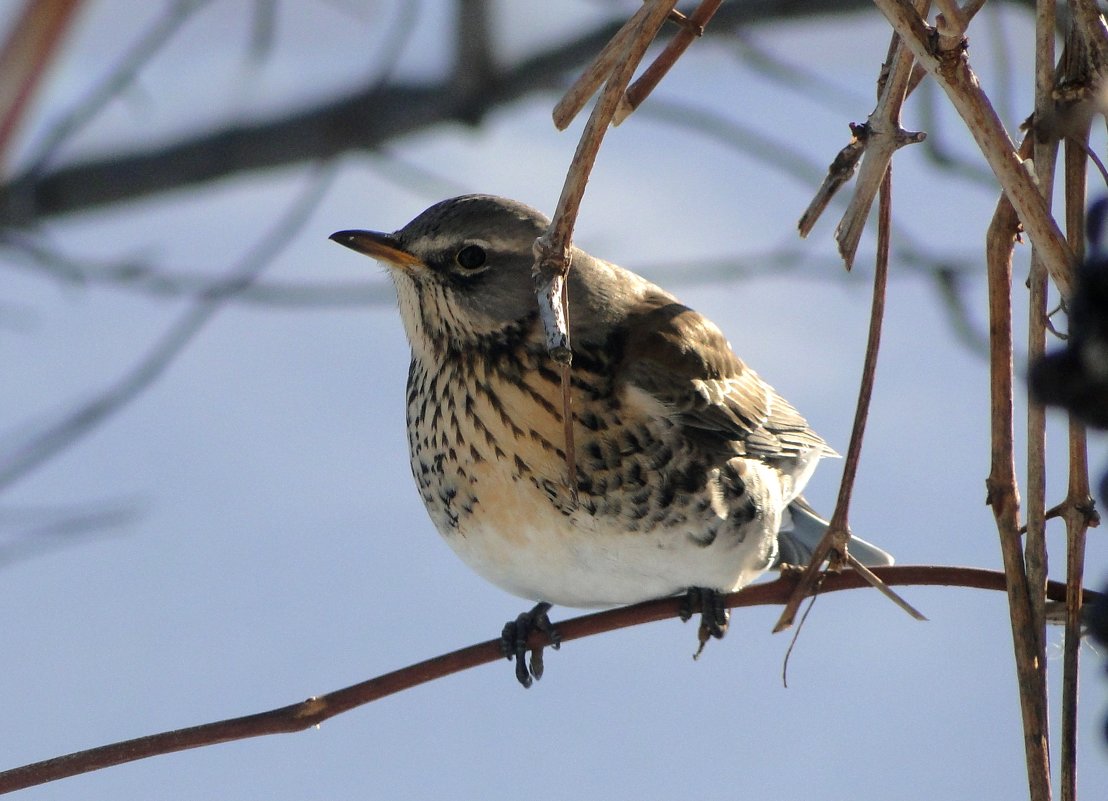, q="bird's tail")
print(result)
[775,497,894,568]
